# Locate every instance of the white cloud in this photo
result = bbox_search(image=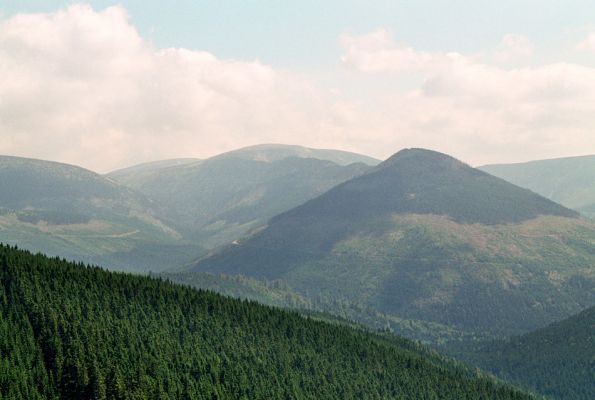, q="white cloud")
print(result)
[1,7,594,172]
[492,34,534,63]
[0,5,352,172]
[339,29,595,165]
[340,29,460,74]
[576,32,595,52]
